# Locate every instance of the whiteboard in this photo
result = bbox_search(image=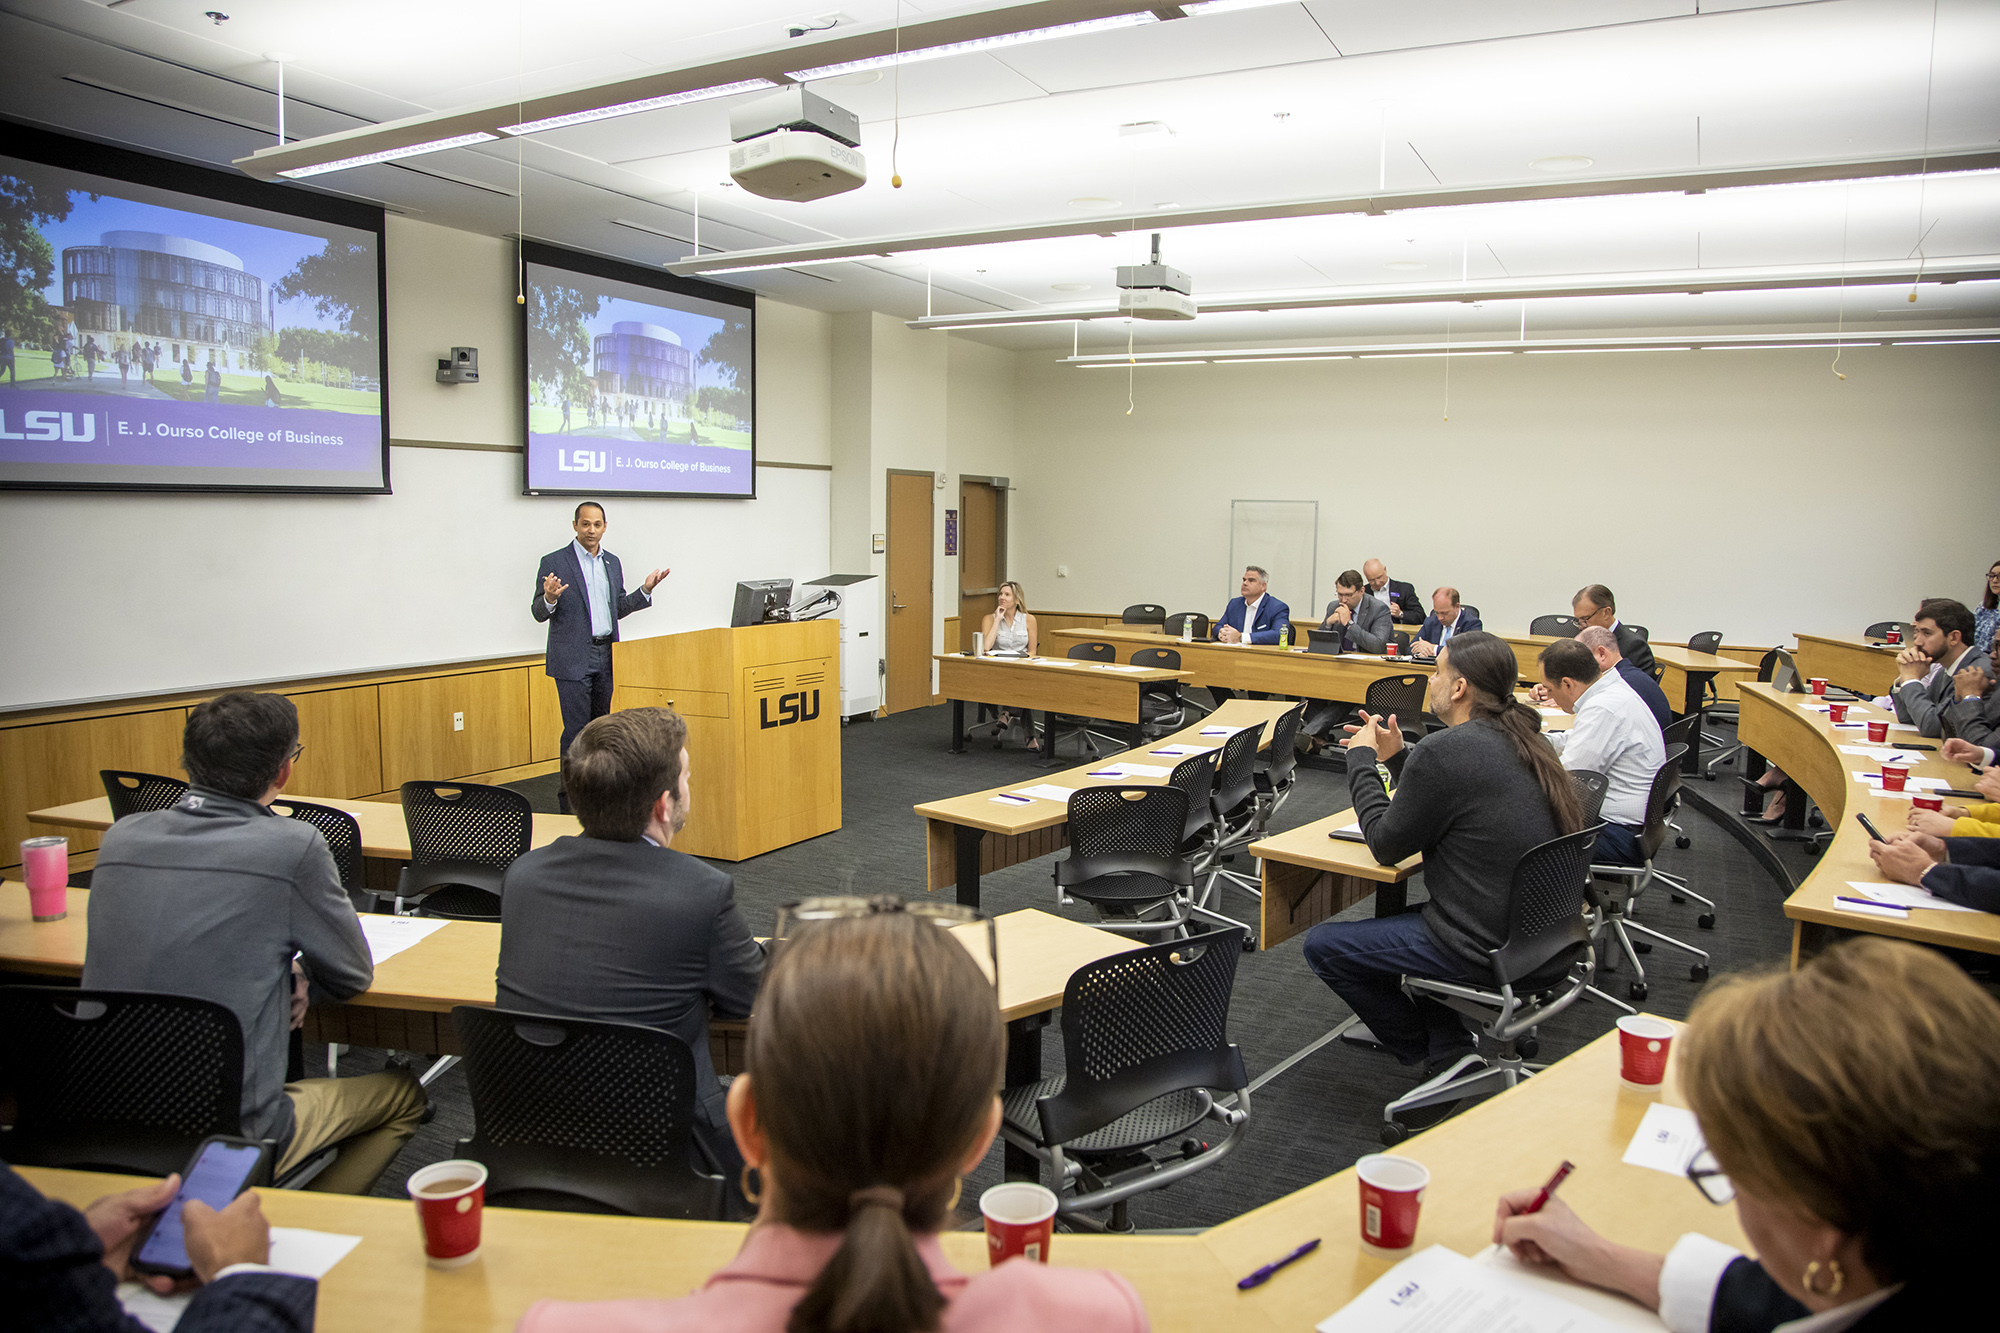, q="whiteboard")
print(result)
[1229,499,1319,624]
[0,447,831,710]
